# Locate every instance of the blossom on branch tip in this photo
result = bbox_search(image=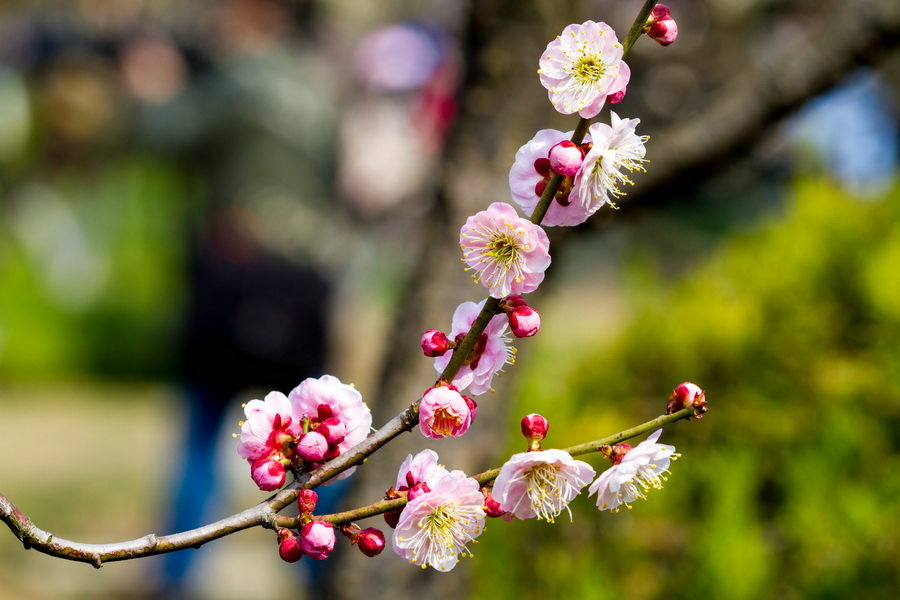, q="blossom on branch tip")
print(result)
[492,449,595,522]
[520,413,549,443]
[392,470,486,571]
[460,202,550,298]
[588,429,678,512]
[419,385,476,439]
[538,21,630,119]
[300,521,336,560]
[433,299,514,394]
[509,128,602,227]
[667,382,707,418]
[572,112,648,212]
